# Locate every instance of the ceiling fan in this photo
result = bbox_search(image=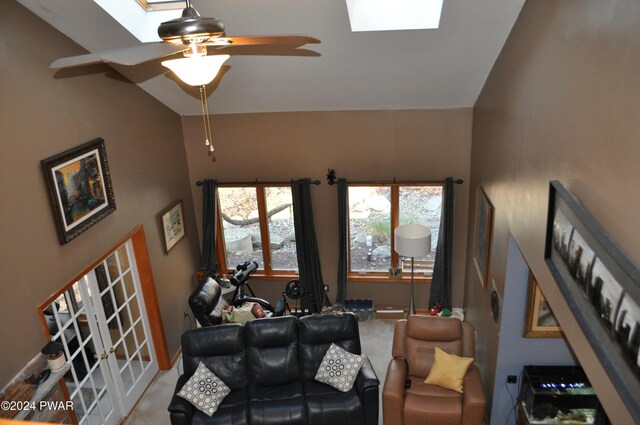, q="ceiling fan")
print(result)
[50,0,320,153]
[50,0,320,71]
